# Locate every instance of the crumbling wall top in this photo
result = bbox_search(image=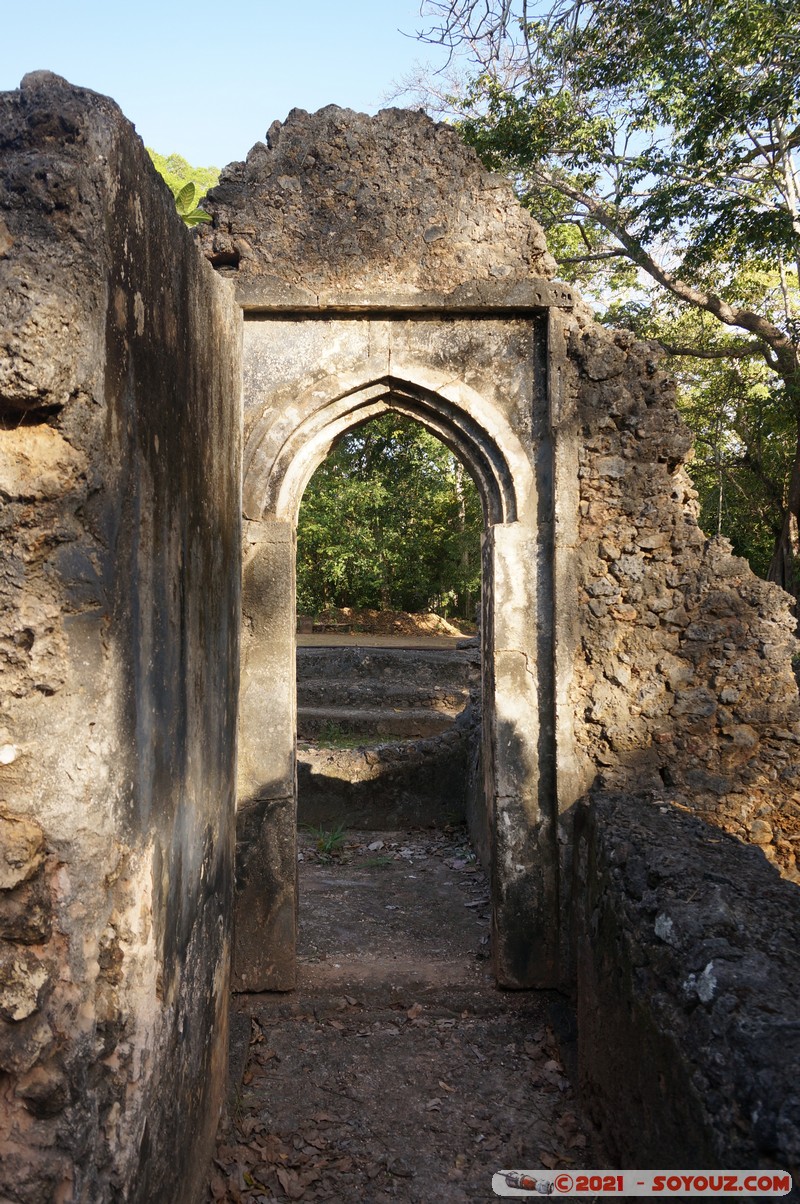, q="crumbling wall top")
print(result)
[199,105,559,307]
